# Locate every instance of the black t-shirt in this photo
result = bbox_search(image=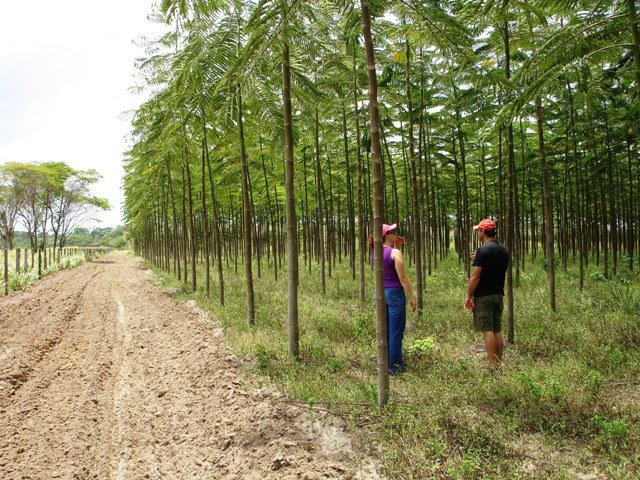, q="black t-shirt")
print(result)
[472,240,509,297]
